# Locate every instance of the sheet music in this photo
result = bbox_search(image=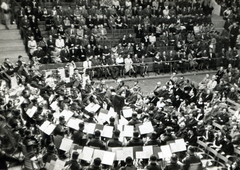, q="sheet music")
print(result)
[161,145,172,159]
[60,110,74,121]
[123,125,134,137]
[84,123,96,134]
[85,103,101,113]
[175,138,187,152]
[138,122,154,134]
[81,147,94,162]
[52,159,65,170]
[122,147,133,160]
[44,124,56,135]
[136,151,148,159]
[115,149,124,160]
[108,107,117,118]
[26,106,37,118]
[119,116,129,125]
[67,118,83,130]
[92,149,104,161]
[102,126,113,138]
[39,121,51,132]
[122,108,133,118]
[143,145,153,158]
[59,138,73,152]
[102,151,115,165]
